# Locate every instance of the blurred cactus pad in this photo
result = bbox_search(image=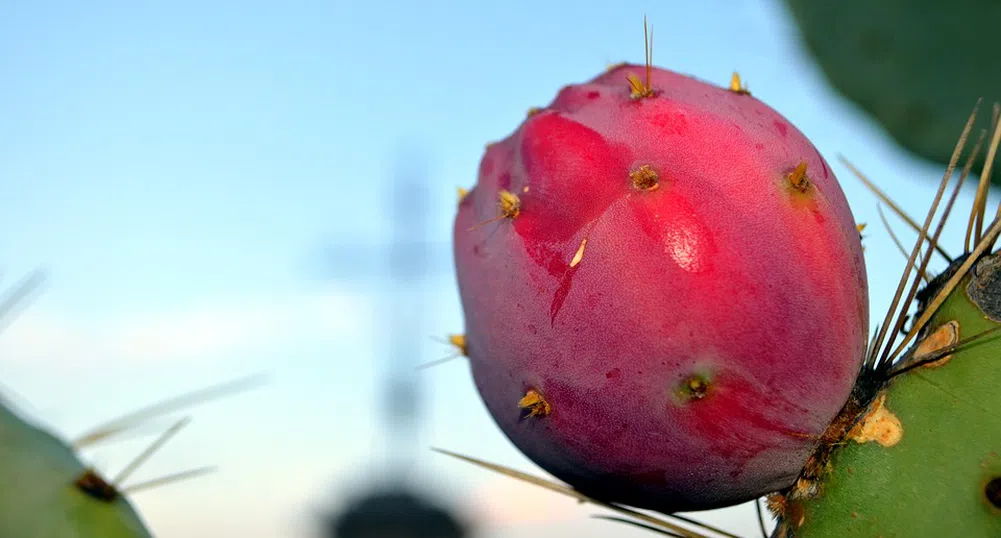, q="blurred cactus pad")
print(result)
[0,399,153,538]
[782,0,1001,180]
[0,308,259,538]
